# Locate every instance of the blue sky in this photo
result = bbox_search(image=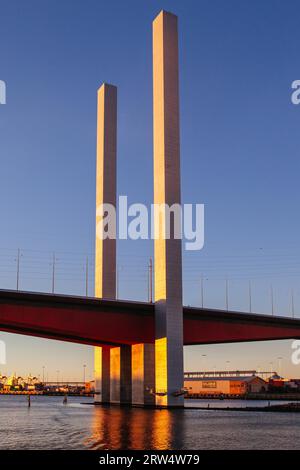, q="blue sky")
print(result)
[1,0,300,380]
